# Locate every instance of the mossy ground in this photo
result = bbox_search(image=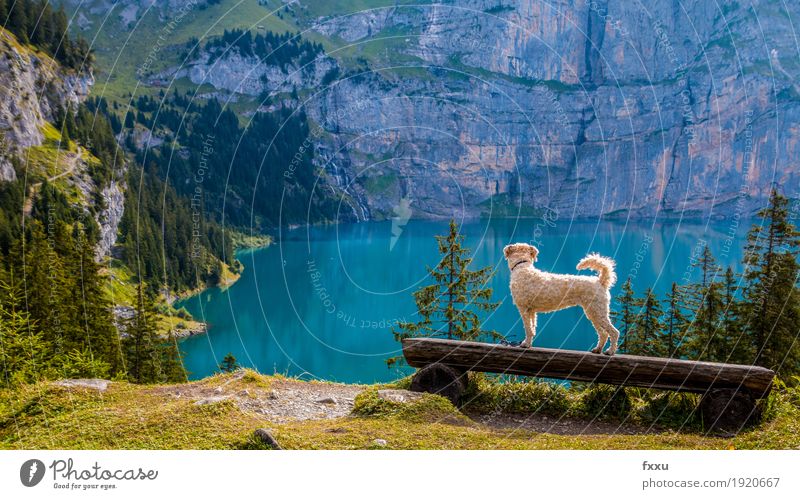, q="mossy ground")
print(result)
[1,371,798,450]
